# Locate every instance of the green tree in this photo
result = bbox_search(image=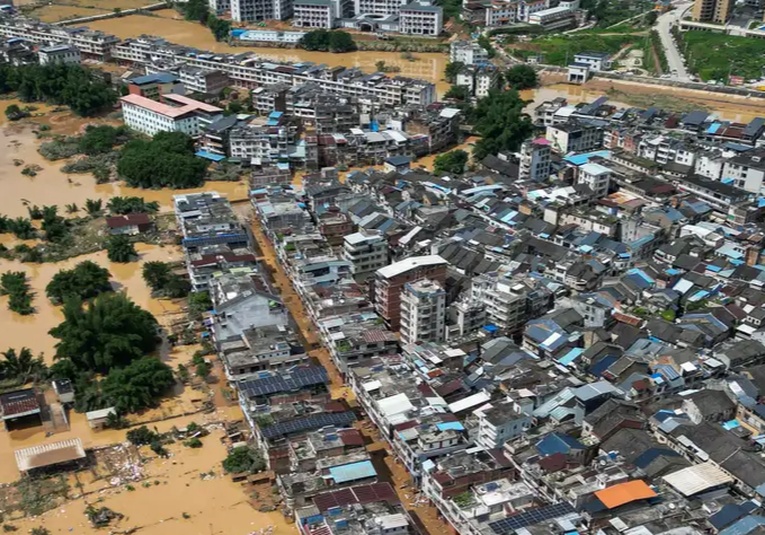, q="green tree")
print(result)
[644,10,658,25]
[107,197,159,215]
[206,14,232,42]
[65,203,79,214]
[505,64,538,89]
[4,104,26,121]
[142,261,172,293]
[180,0,209,22]
[106,235,137,263]
[7,217,35,239]
[444,61,464,83]
[299,30,356,52]
[328,30,356,52]
[78,125,130,156]
[100,357,175,413]
[116,132,207,189]
[444,85,470,101]
[49,293,159,373]
[126,425,159,445]
[470,89,533,160]
[40,205,69,243]
[0,272,34,315]
[477,35,496,58]
[84,198,103,216]
[188,291,212,316]
[222,446,266,474]
[46,260,112,304]
[433,149,469,175]
[0,347,47,385]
